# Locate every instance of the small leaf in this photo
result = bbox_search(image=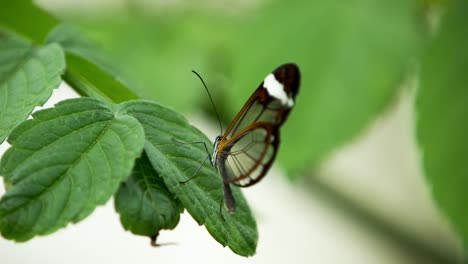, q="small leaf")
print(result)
[0,33,65,143]
[121,100,258,256]
[416,0,468,247]
[0,98,145,241]
[115,152,183,238]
